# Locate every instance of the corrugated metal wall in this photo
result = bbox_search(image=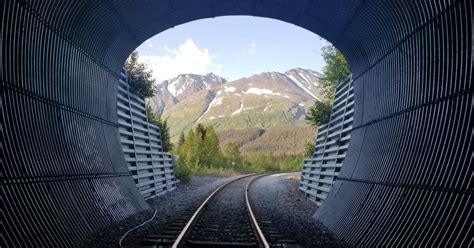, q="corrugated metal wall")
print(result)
[2,0,471,246]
